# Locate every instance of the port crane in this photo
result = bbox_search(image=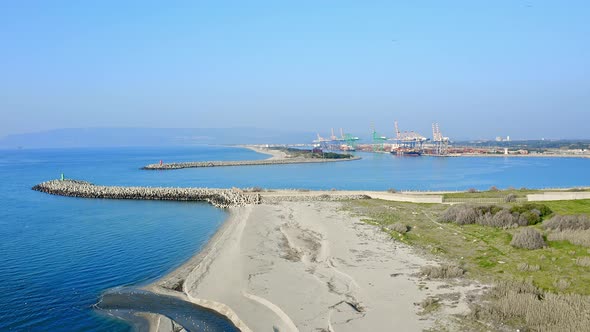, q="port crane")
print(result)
[432,123,449,155]
[313,128,359,151]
